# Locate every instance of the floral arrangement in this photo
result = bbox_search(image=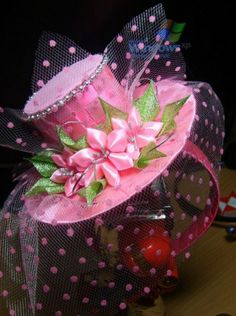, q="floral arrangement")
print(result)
[26,80,189,205]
